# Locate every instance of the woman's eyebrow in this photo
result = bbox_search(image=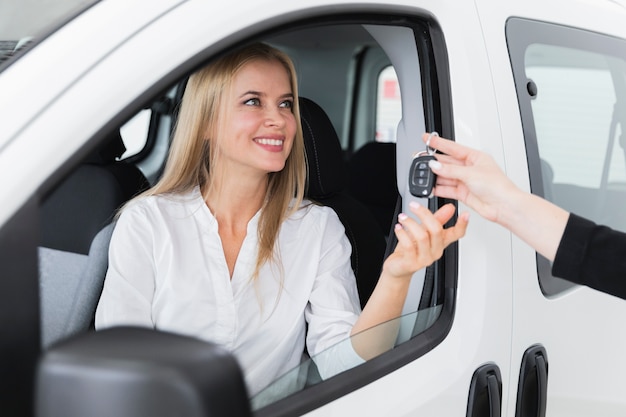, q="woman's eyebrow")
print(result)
[238,91,293,99]
[239,90,263,98]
